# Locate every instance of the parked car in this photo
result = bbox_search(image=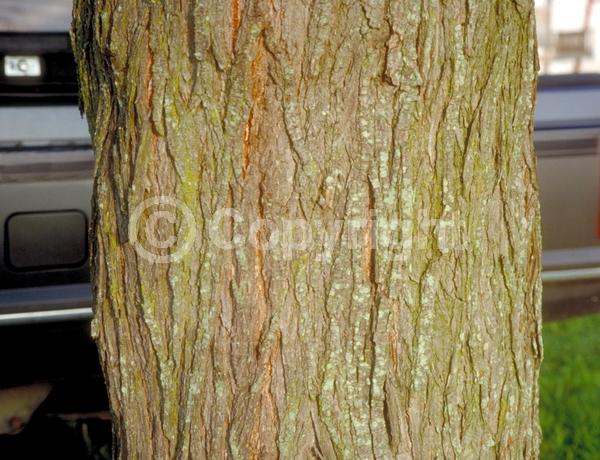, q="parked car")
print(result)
[536,74,600,315]
[0,29,104,438]
[0,32,92,327]
[2,41,600,327]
